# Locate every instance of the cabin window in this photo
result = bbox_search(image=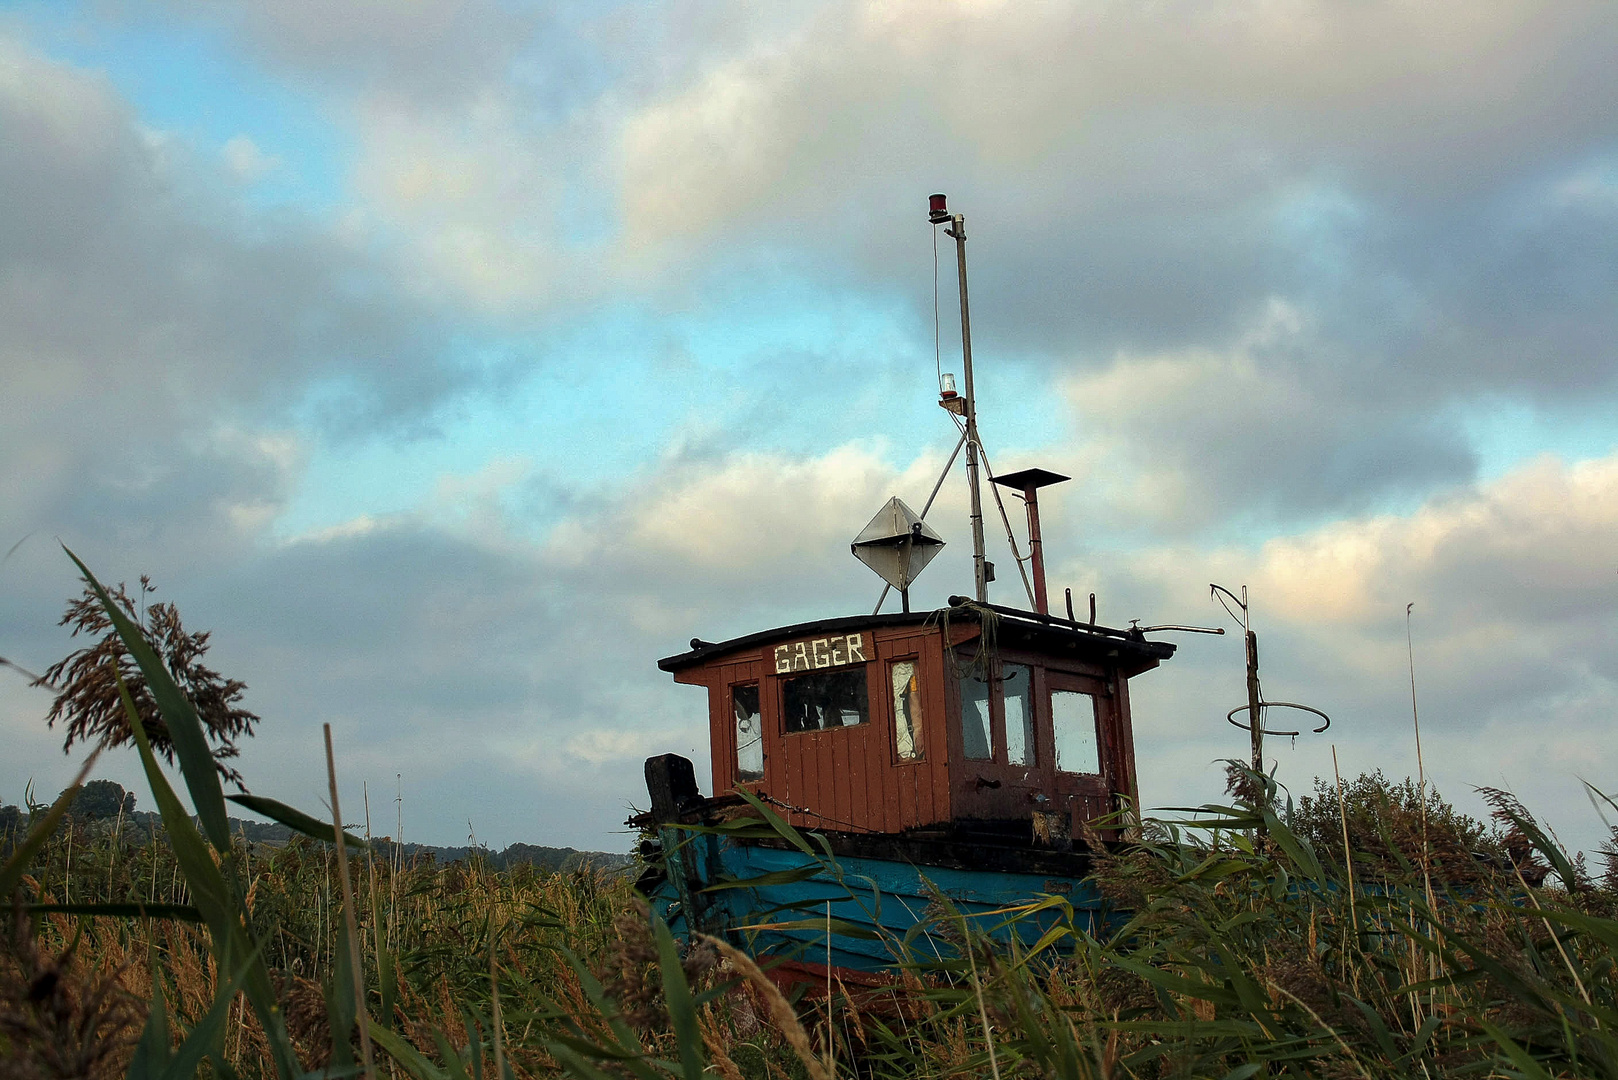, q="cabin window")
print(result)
[890,660,923,760]
[783,668,869,732]
[1051,689,1101,774]
[733,684,763,781]
[1003,664,1035,766]
[959,673,993,760]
